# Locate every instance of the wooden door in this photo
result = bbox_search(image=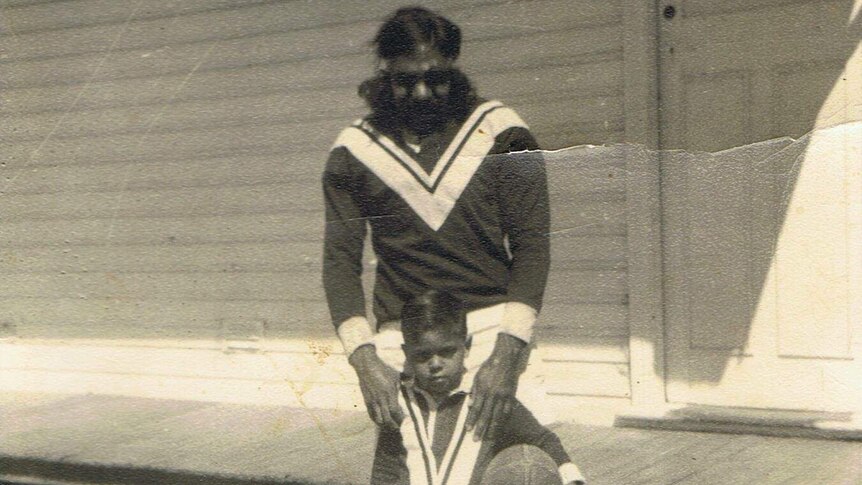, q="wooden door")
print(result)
[658,0,862,411]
